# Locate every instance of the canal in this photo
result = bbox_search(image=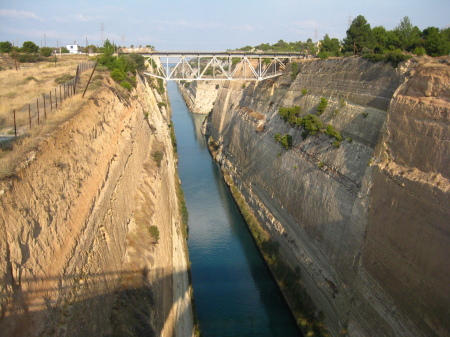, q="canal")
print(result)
[168,81,301,337]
